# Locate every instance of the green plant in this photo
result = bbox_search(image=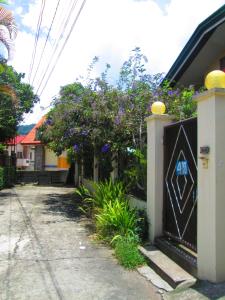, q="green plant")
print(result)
[114,236,145,269]
[75,185,92,200]
[75,180,146,269]
[135,210,149,242]
[93,179,126,208]
[75,180,140,242]
[96,198,138,241]
[0,143,6,153]
[122,147,147,199]
[75,179,126,210]
[0,166,15,189]
[75,185,94,215]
